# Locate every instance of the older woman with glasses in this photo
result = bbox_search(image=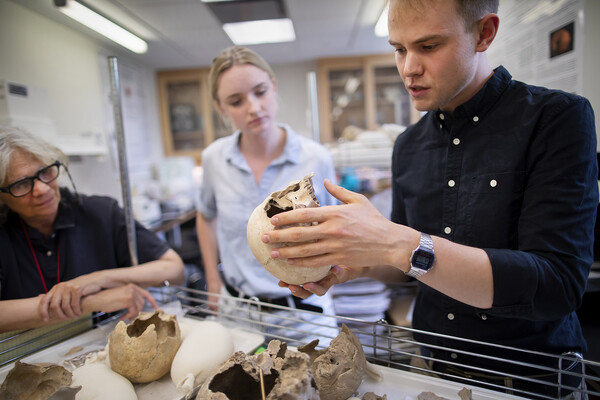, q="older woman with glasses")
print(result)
[0,126,185,332]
